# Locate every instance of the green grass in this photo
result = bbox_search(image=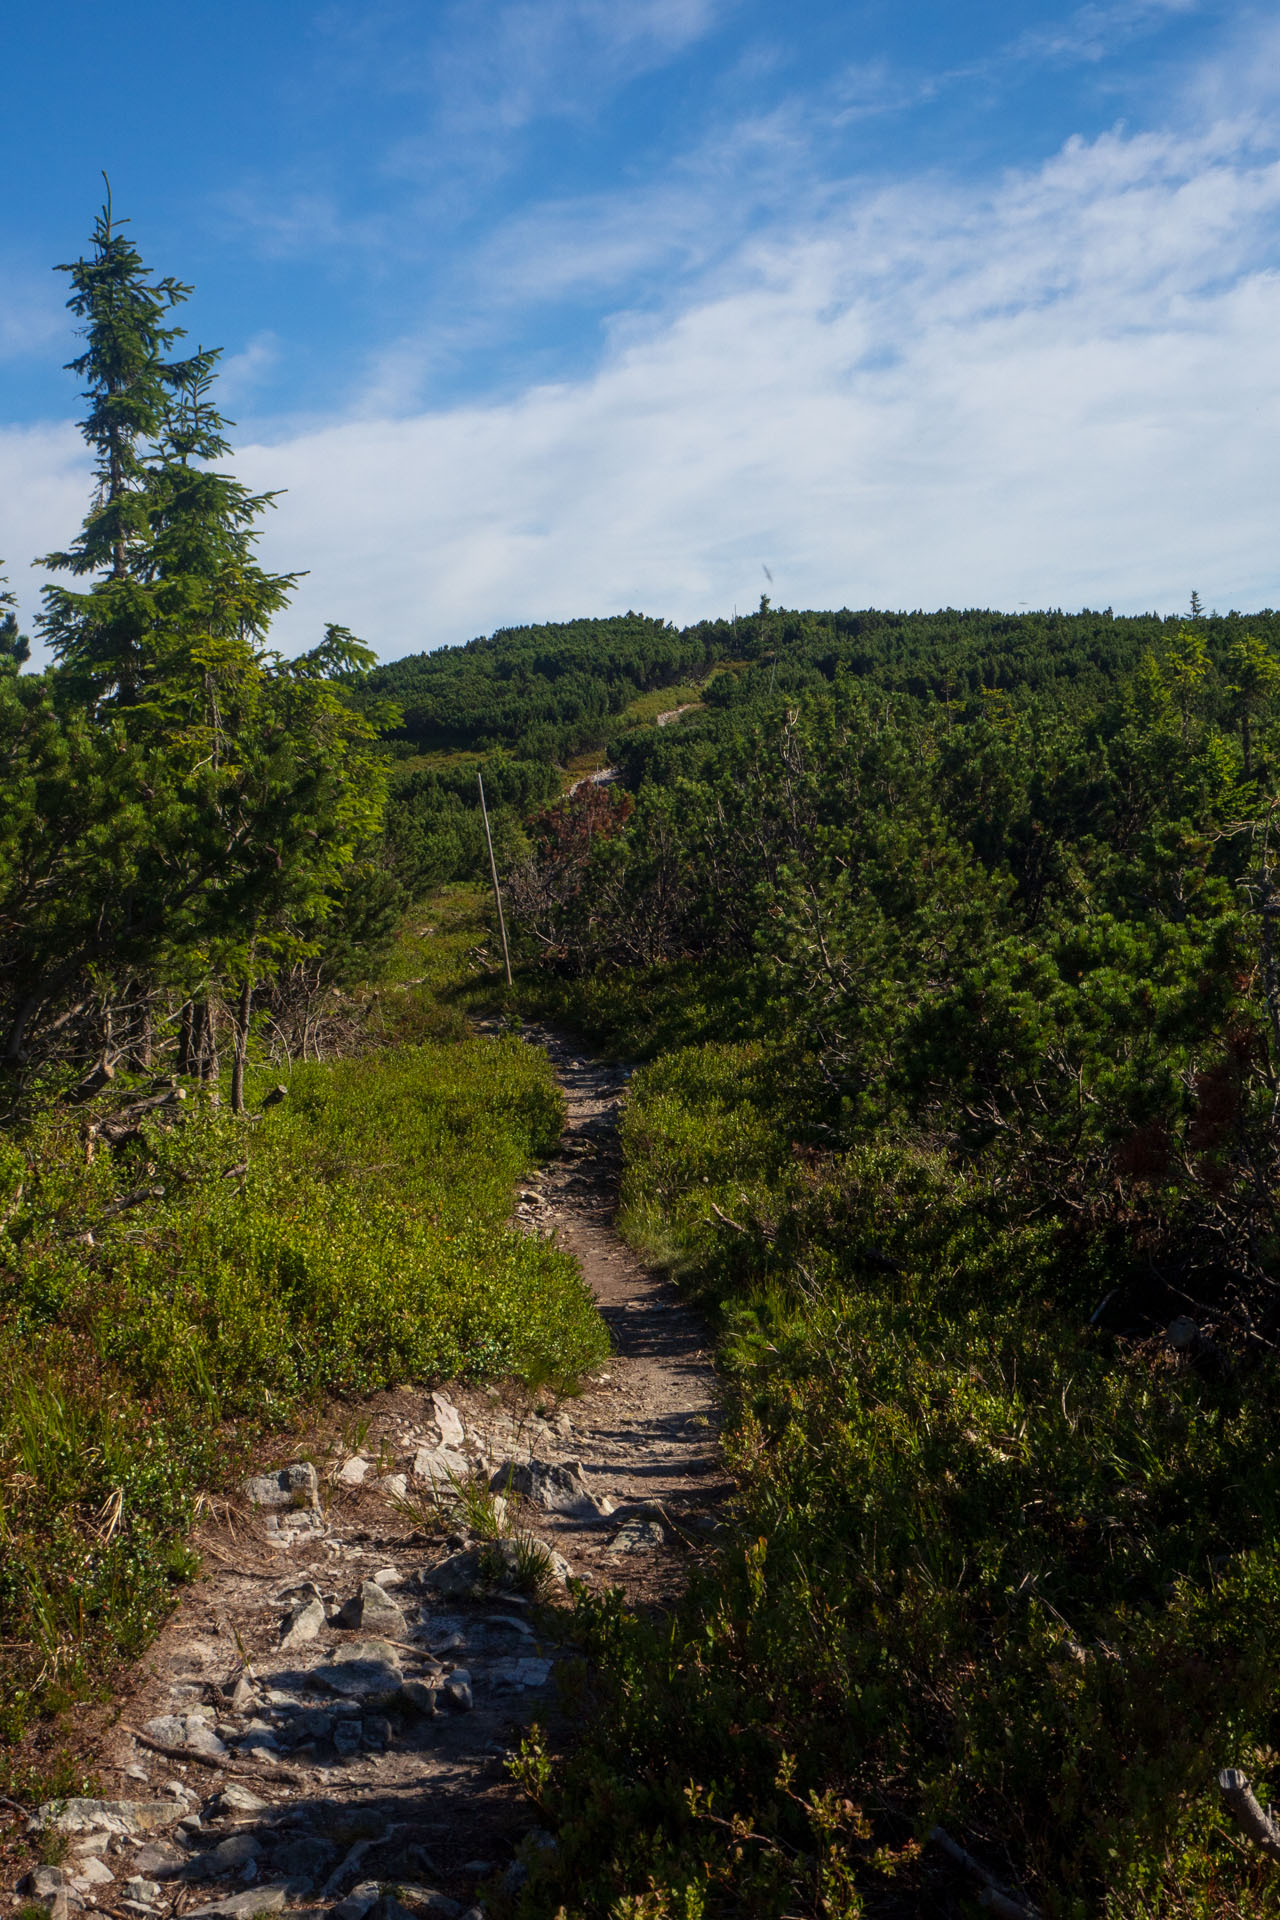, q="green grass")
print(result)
[0,972,607,1788]
[510,1041,1280,1920]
